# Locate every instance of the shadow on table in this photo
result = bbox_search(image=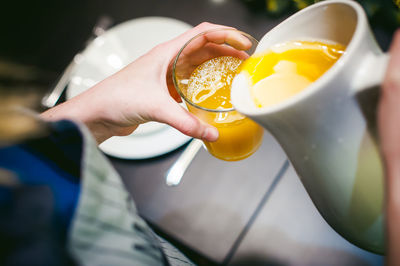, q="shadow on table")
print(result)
[149,222,220,266]
[230,255,285,266]
[148,201,247,266]
[147,205,376,265]
[228,226,377,266]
